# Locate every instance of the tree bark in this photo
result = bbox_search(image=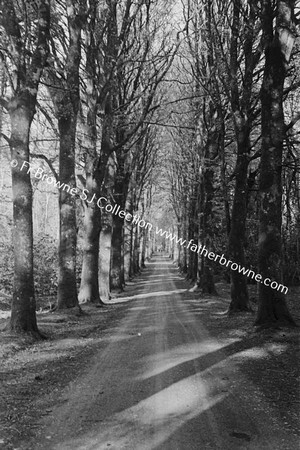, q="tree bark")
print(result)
[98,153,116,301]
[110,214,125,291]
[227,0,247,310]
[0,0,51,334]
[179,198,188,274]
[110,151,129,291]
[255,0,296,327]
[198,166,217,295]
[133,225,142,274]
[198,116,218,295]
[228,130,252,312]
[187,187,198,282]
[124,193,134,281]
[79,154,111,304]
[99,211,113,301]
[228,0,260,313]
[79,199,102,304]
[78,0,103,305]
[56,117,79,309]
[49,2,85,309]
[9,106,38,333]
[140,227,147,269]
